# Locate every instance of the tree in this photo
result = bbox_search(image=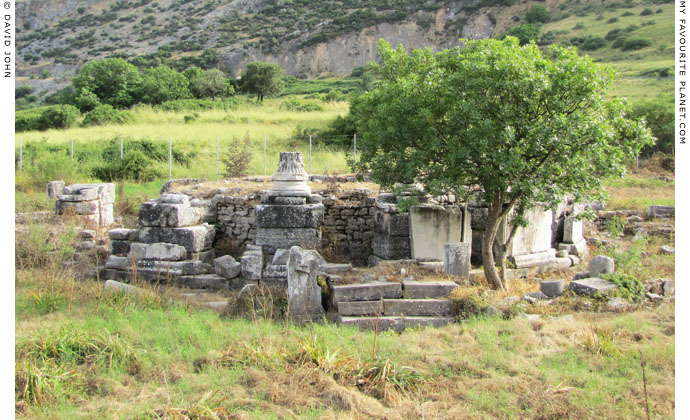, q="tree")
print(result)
[503,24,540,45]
[351,38,652,290]
[240,61,284,102]
[138,65,192,104]
[190,69,235,100]
[72,58,141,108]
